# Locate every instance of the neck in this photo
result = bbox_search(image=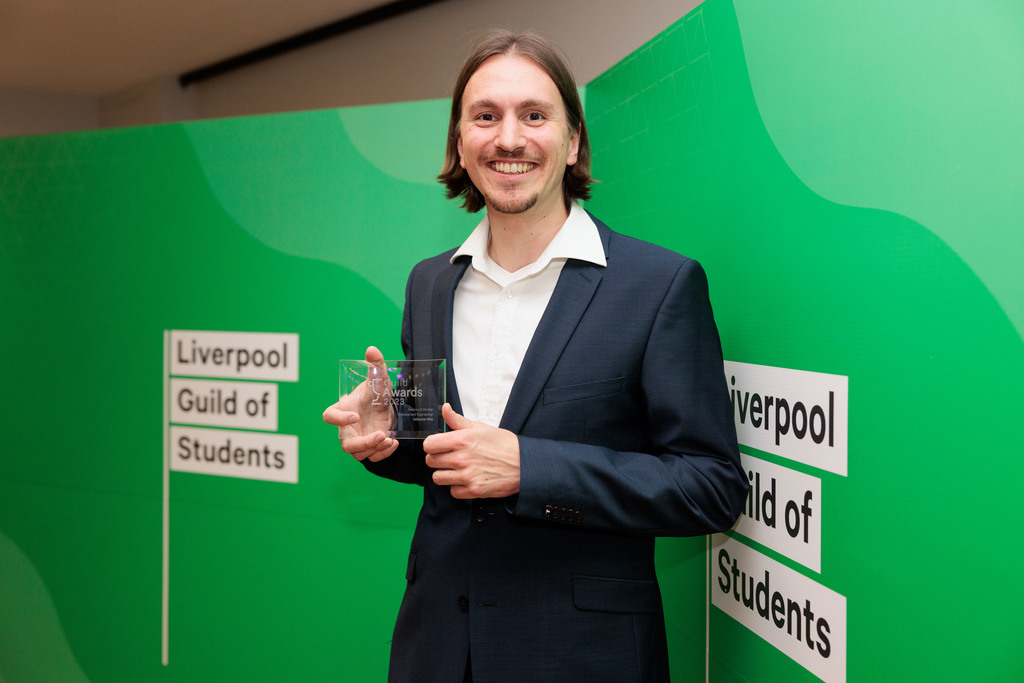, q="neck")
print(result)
[486,204,570,272]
